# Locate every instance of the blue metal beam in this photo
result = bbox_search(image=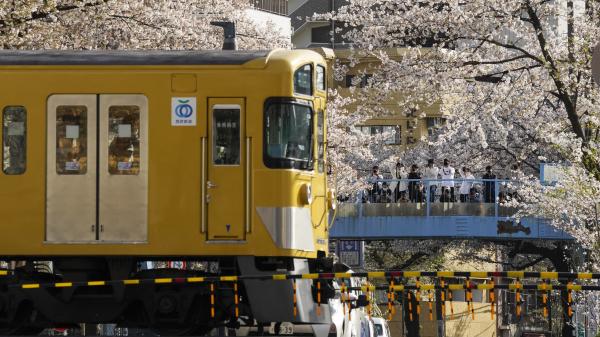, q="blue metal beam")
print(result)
[330,204,573,241]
